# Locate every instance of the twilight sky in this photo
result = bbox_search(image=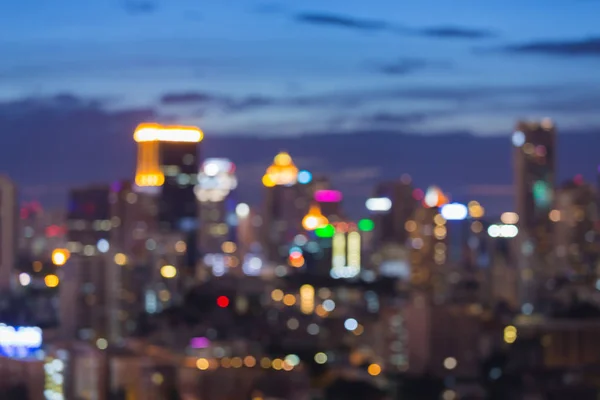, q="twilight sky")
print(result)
[1,0,600,214]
